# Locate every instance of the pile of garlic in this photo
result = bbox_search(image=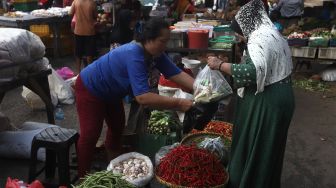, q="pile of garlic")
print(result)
[112,158,149,181]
